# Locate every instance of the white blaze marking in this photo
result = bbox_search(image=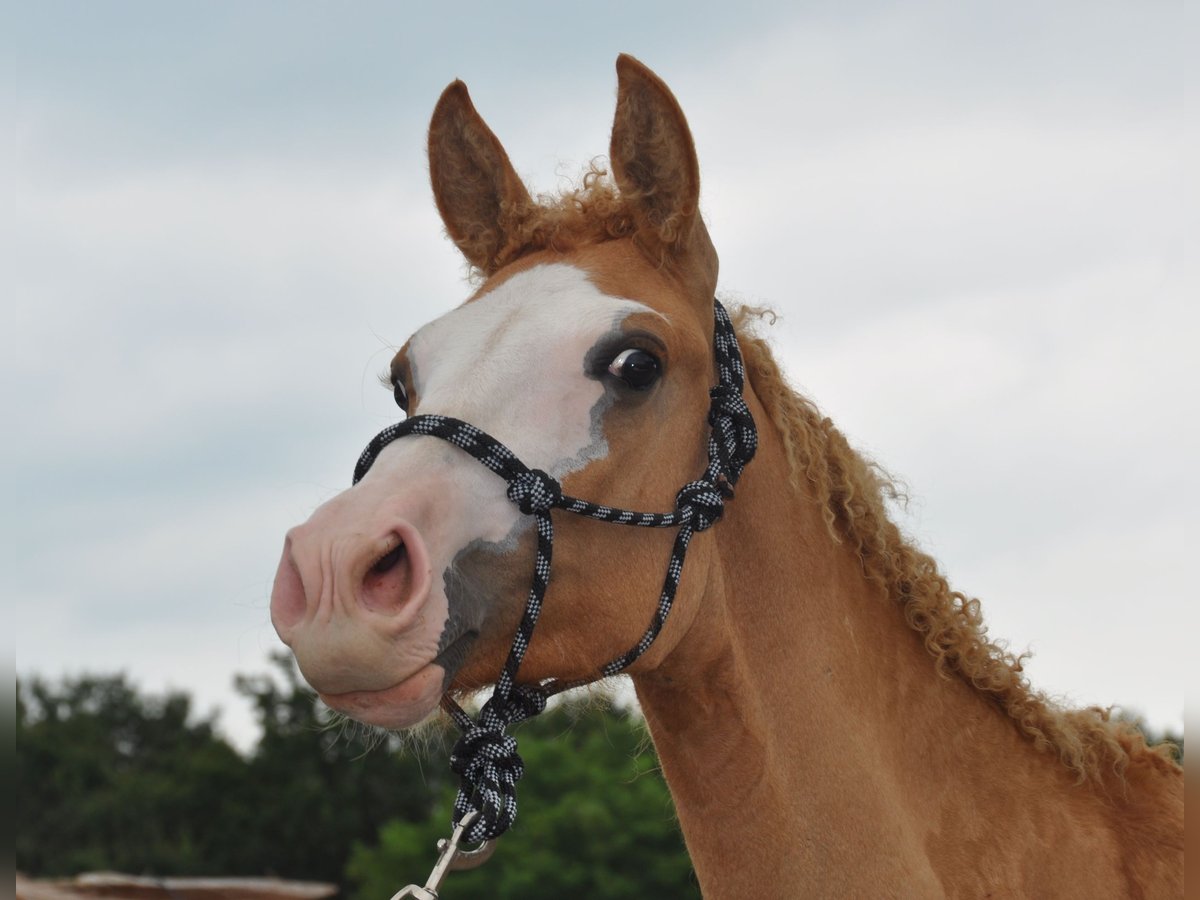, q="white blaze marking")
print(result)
[412,263,653,477]
[366,262,655,549]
